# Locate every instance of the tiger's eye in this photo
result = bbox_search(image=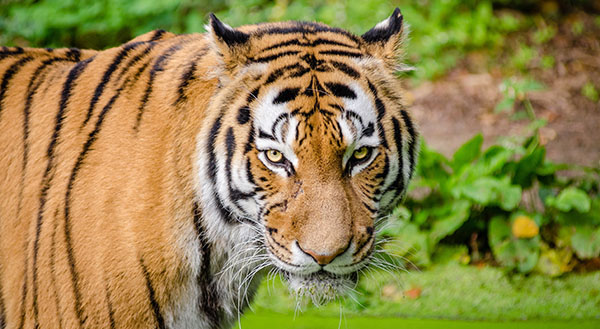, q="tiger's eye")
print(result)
[266,149,283,163]
[353,146,369,160]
